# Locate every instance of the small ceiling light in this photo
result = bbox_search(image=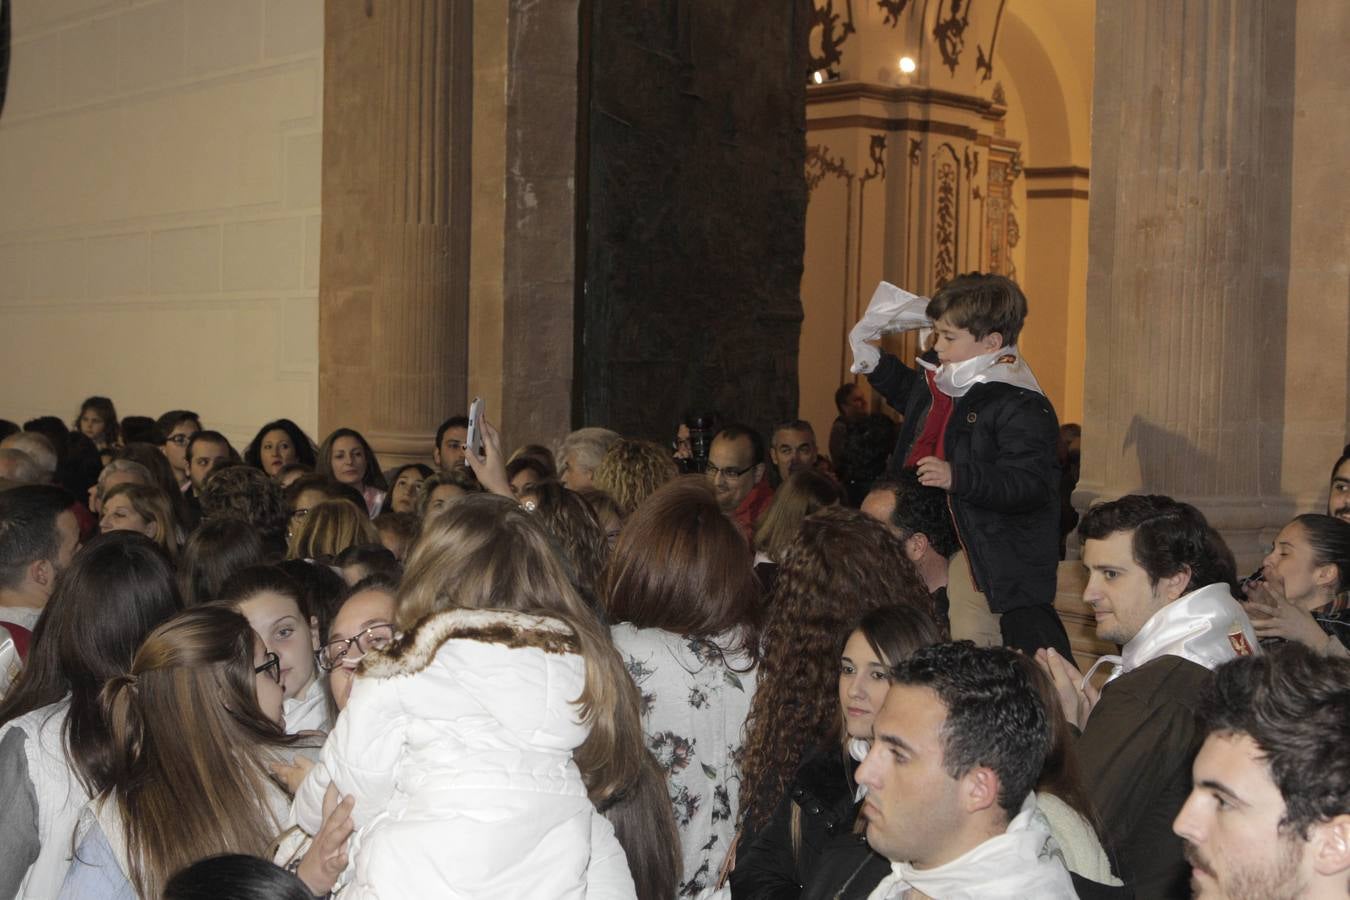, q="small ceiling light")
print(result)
[899,56,917,74]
